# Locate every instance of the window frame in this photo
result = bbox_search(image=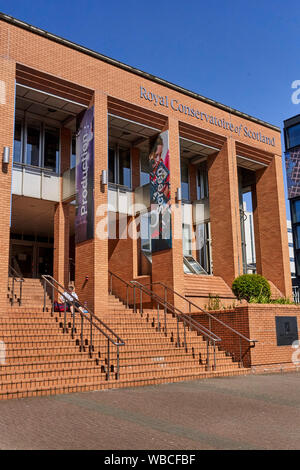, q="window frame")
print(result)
[108,144,132,189]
